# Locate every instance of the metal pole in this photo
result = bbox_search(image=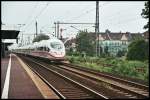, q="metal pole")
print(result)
[16,37,18,44]
[95,23,97,57]
[21,33,23,46]
[97,1,100,56]
[54,22,57,37]
[36,21,38,36]
[28,36,30,44]
[58,22,94,24]
[57,21,59,39]
[4,43,5,57]
[95,1,99,57]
